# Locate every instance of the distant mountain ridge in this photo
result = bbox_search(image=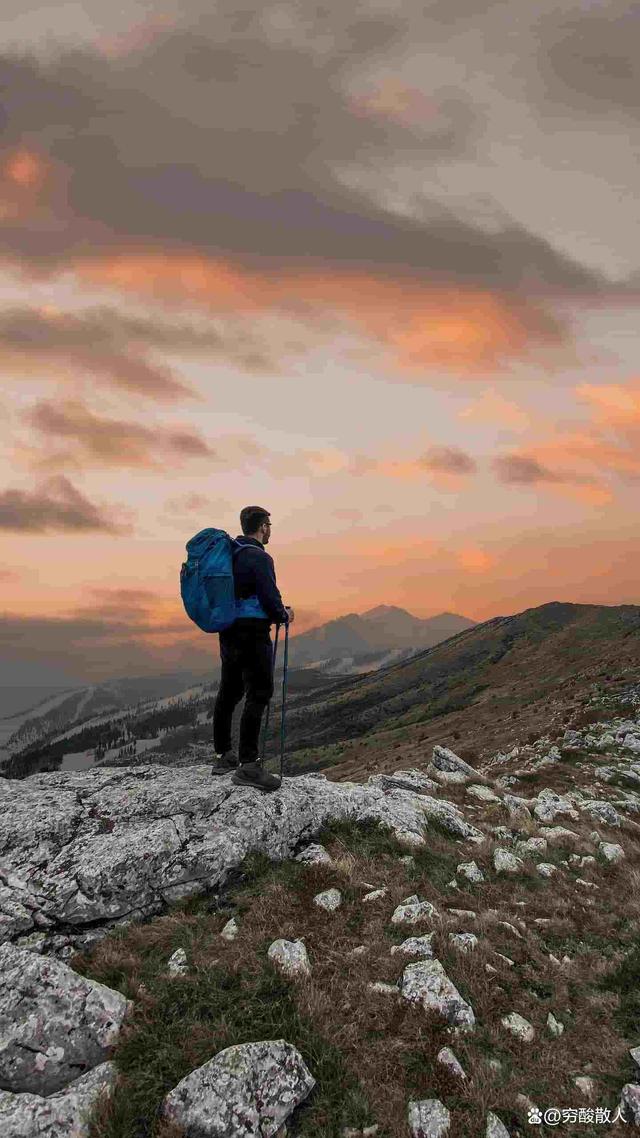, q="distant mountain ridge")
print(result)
[3,606,475,761]
[287,606,476,670]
